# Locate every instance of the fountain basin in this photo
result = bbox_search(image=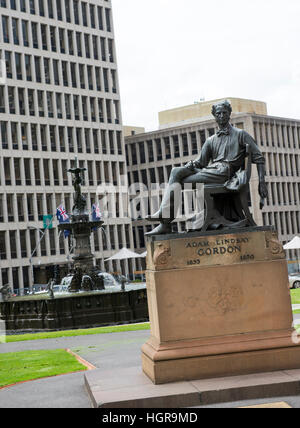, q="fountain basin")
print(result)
[0,284,148,333]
